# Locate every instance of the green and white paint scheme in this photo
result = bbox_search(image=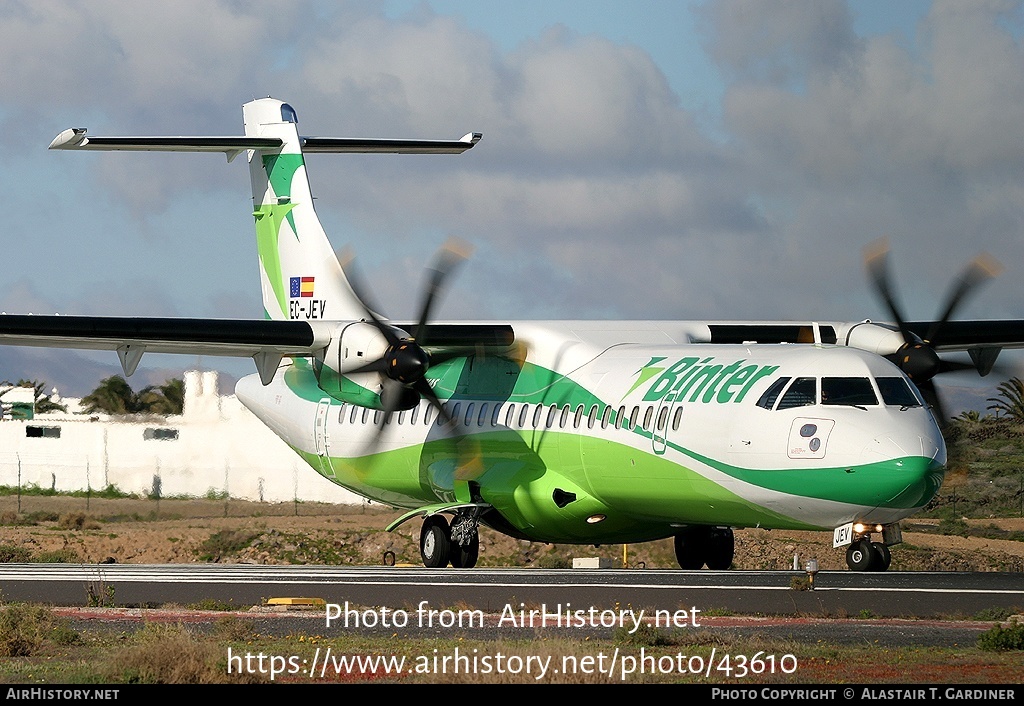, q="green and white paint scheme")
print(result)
[33,97,1017,572]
